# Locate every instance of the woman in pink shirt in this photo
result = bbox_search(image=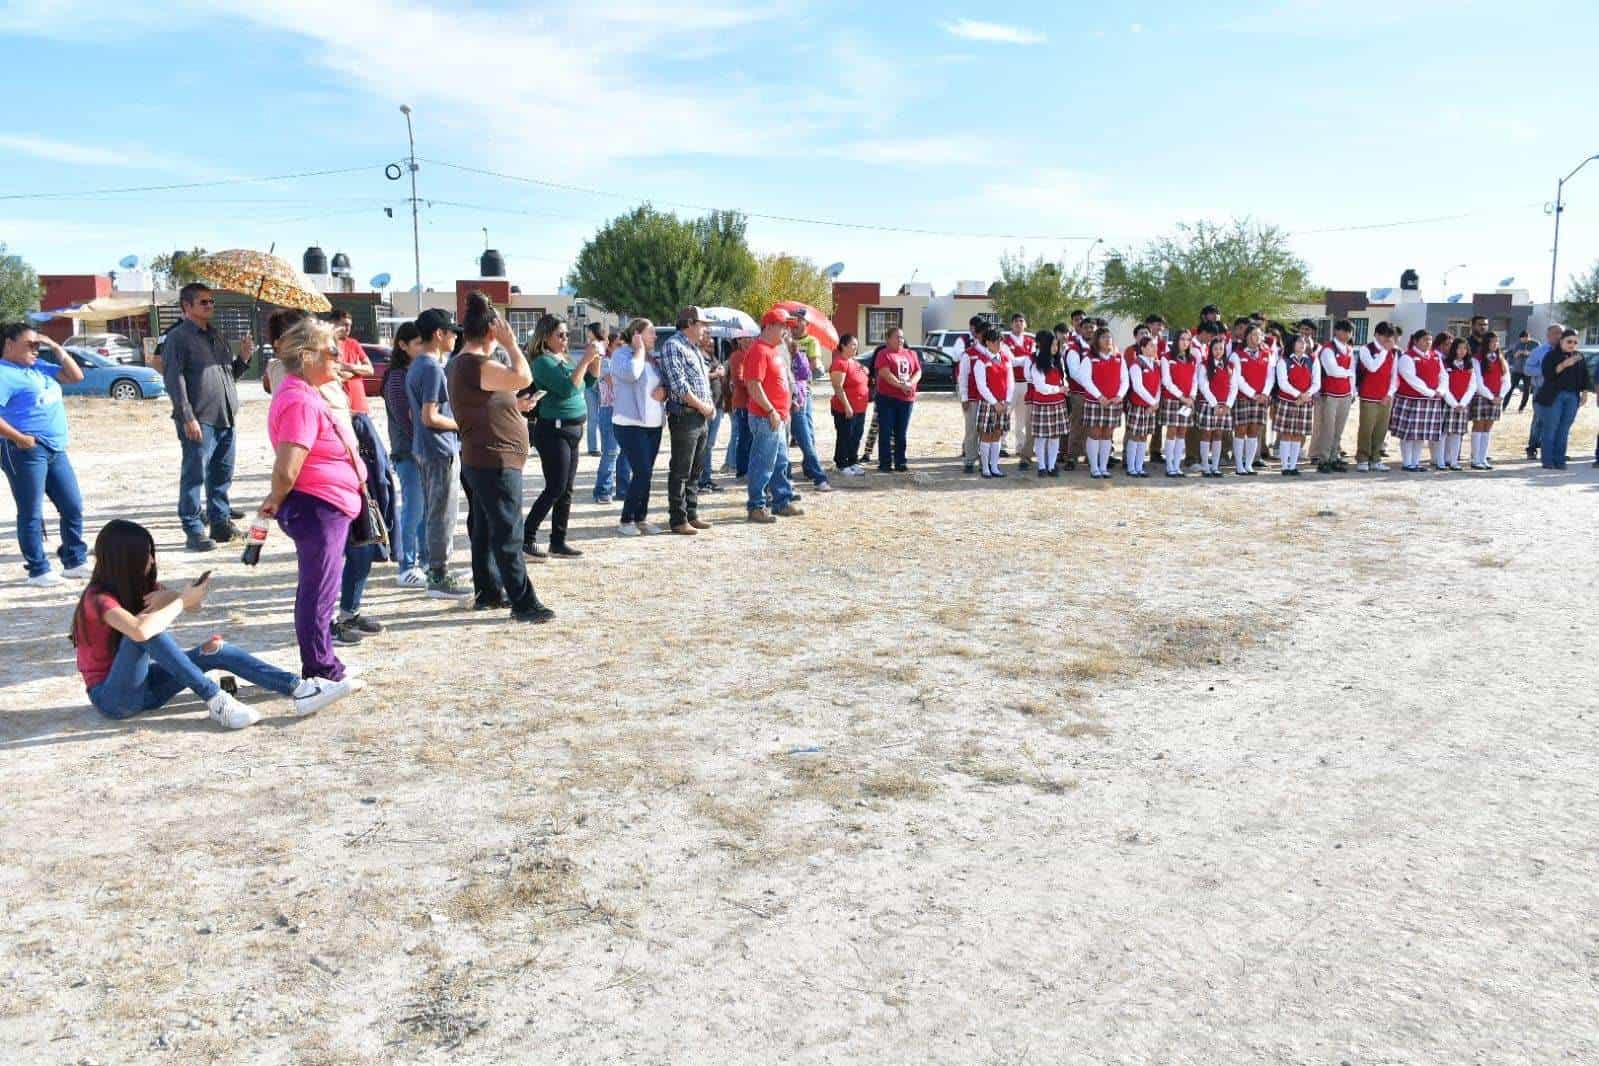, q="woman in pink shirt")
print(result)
[259,318,369,684]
